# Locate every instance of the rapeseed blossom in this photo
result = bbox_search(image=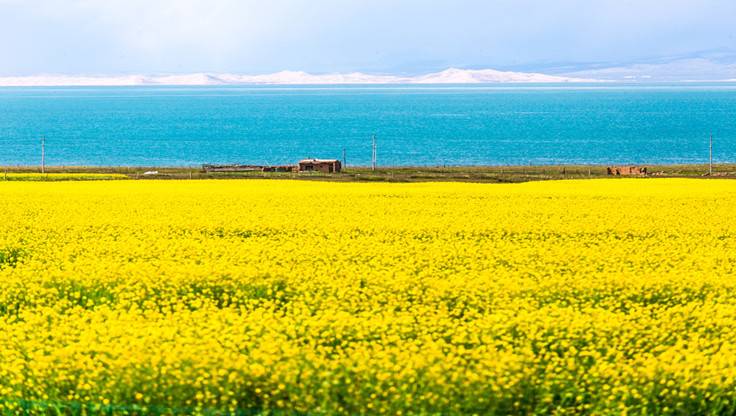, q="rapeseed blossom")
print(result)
[0,179,735,415]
